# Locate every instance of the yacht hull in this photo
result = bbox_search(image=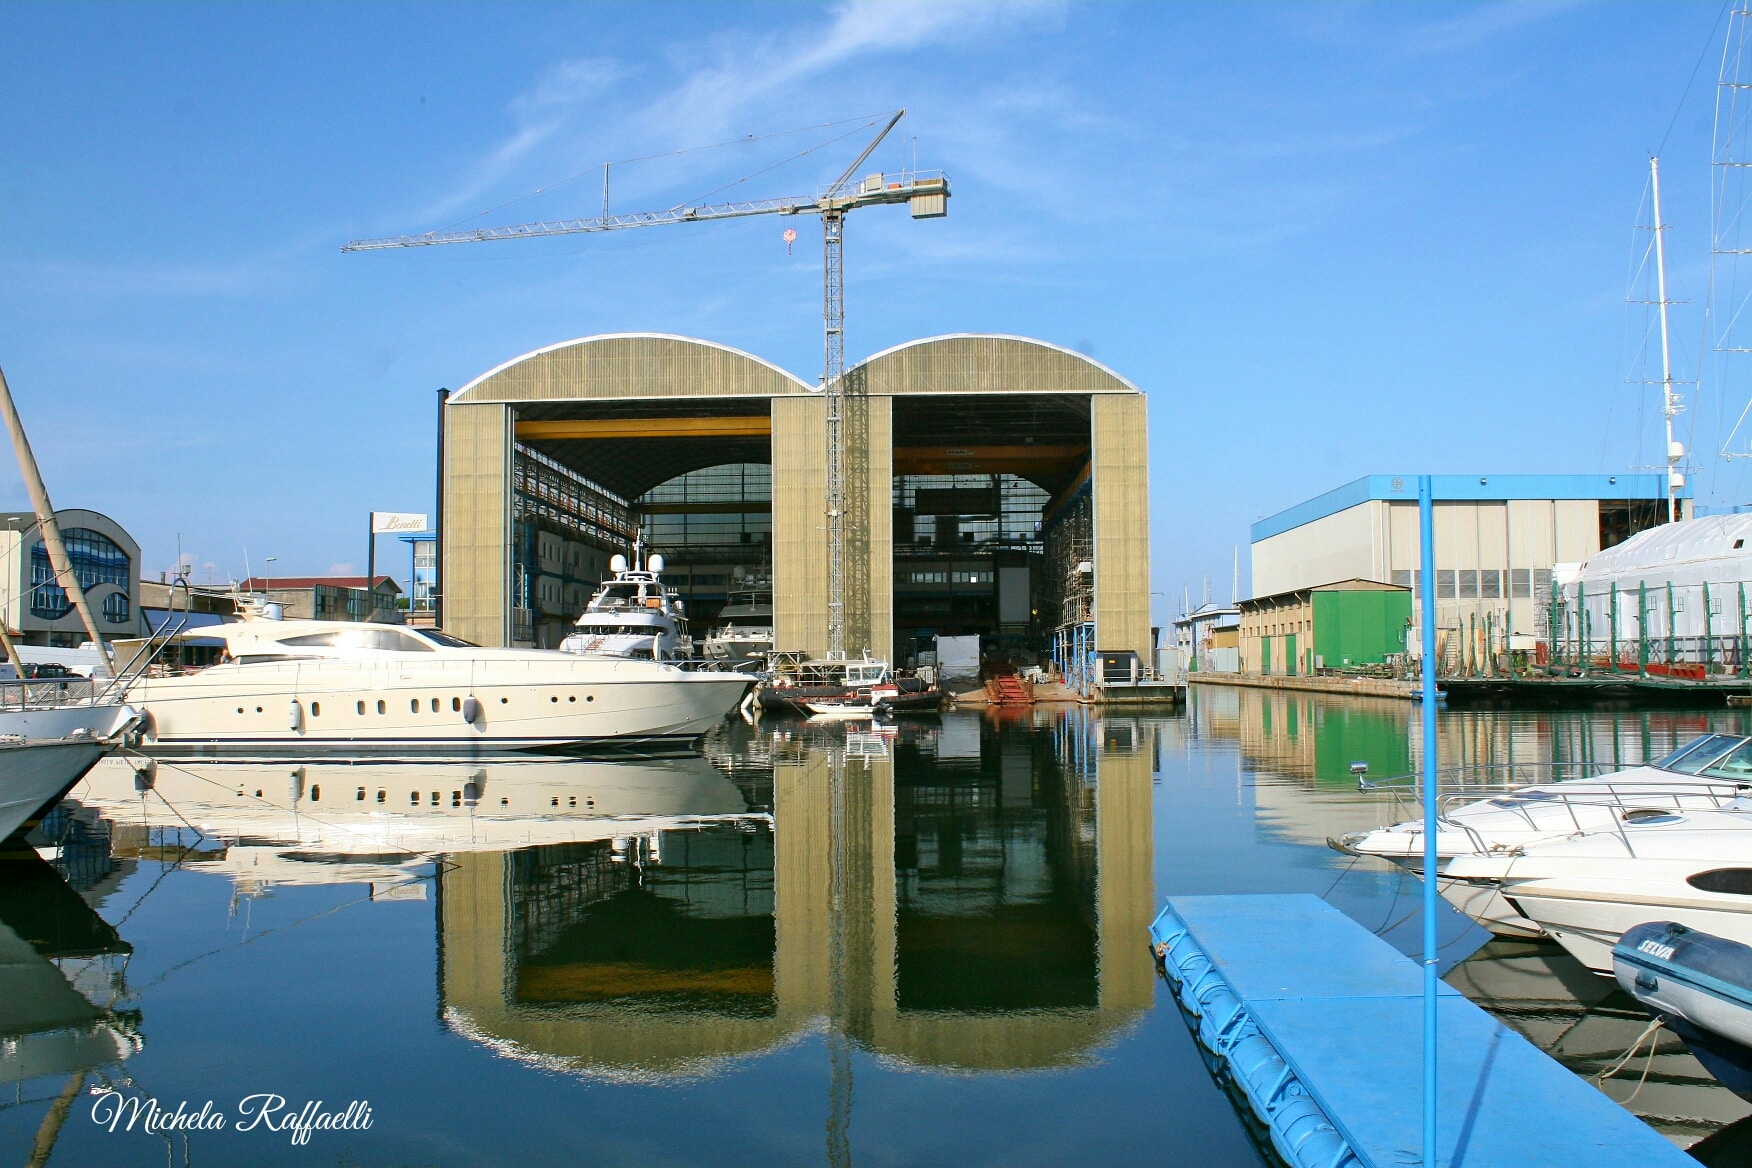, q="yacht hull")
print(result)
[0,704,139,841]
[127,659,752,755]
[1507,885,1752,975]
